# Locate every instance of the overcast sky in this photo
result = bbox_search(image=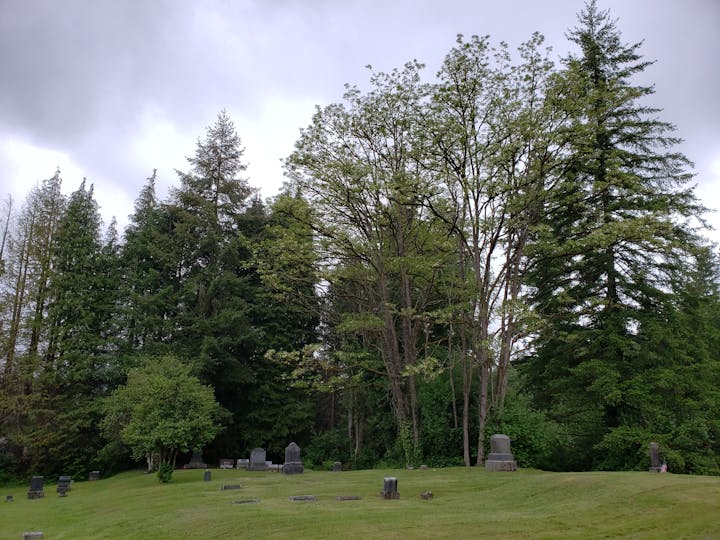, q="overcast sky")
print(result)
[1,0,718,242]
